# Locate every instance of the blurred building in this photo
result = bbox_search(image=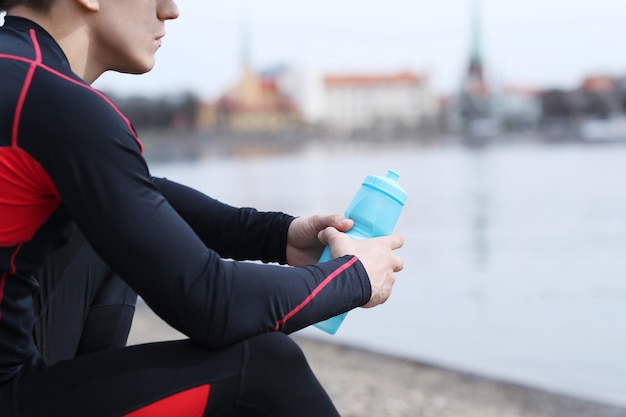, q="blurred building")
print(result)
[195,22,300,133]
[575,75,622,118]
[198,66,440,137]
[209,67,300,133]
[575,75,626,142]
[444,0,547,141]
[195,18,440,137]
[493,85,542,132]
[319,72,439,134]
[274,69,439,134]
[444,0,498,141]
[537,74,626,141]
